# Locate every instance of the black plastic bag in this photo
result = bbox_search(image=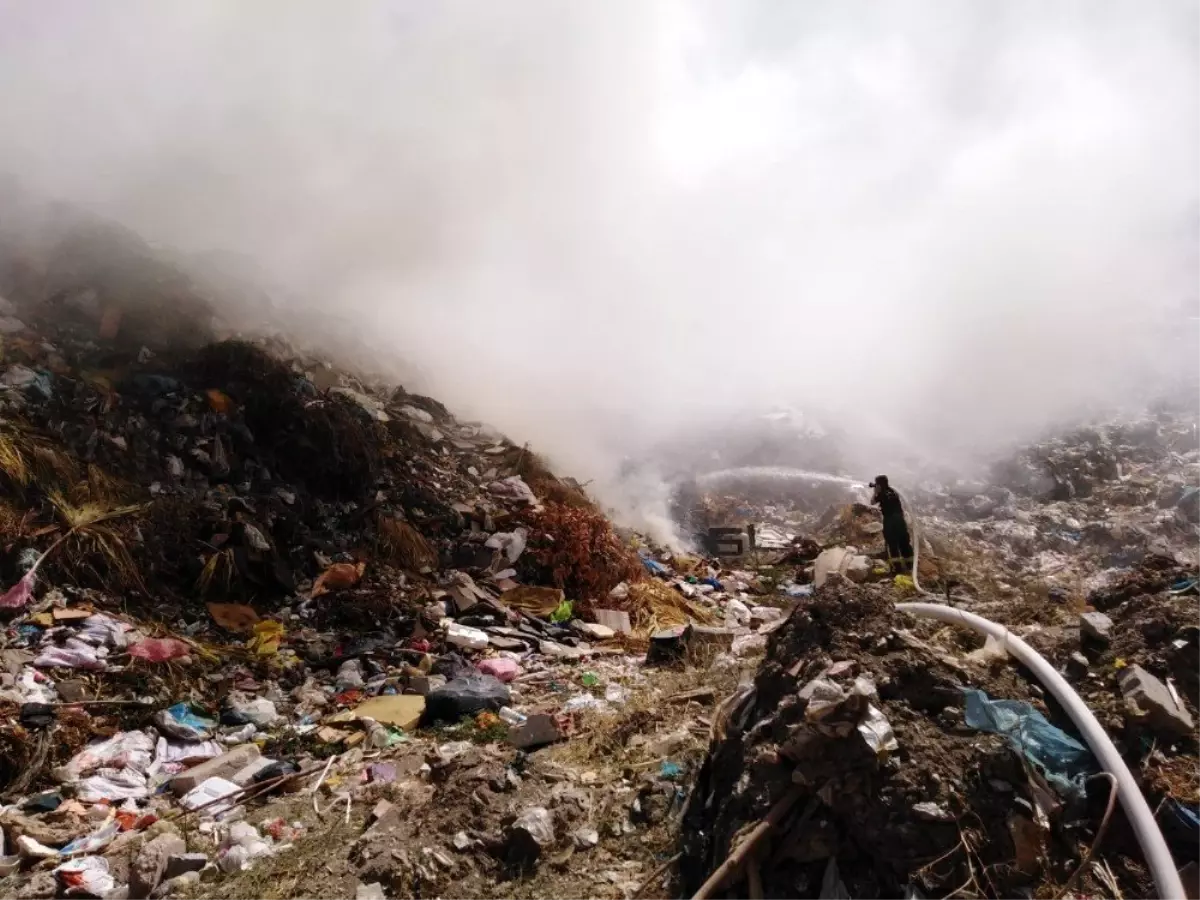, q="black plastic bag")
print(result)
[424,674,510,724]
